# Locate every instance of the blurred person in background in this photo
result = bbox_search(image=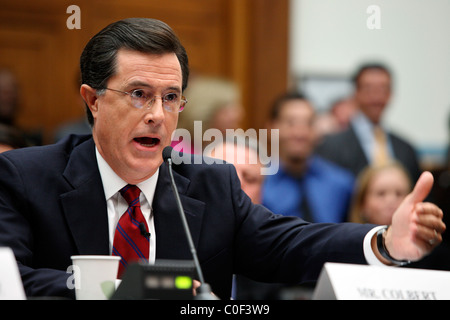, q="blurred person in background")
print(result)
[208,137,282,299]
[314,97,357,142]
[263,92,354,223]
[316,63,421,182]
[0,123,28,153]
[313,110,339,143]
[330,97,357,131]
[53,73,92,142]
[348,162,412,225]
[0,68,19,126]
[0,68,41,145]
[173,75,244,154]
[208,137,264,204]
[349,161,450,270]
